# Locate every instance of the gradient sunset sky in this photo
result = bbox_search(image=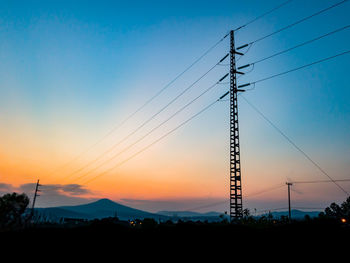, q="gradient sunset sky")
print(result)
[1,0,349,213]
